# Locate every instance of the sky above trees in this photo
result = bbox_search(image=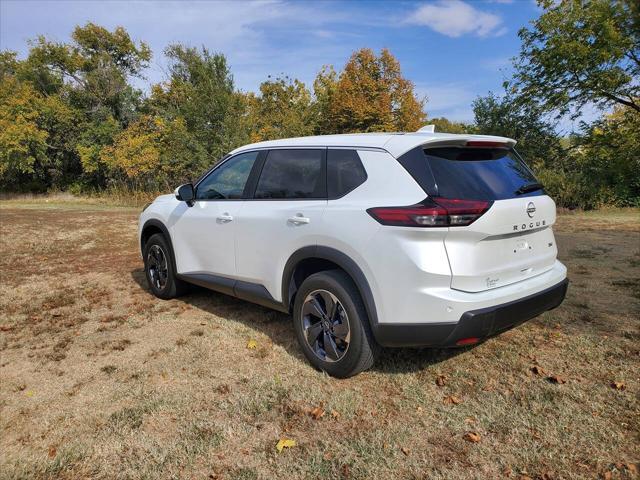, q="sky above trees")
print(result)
[1,0,548,123]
